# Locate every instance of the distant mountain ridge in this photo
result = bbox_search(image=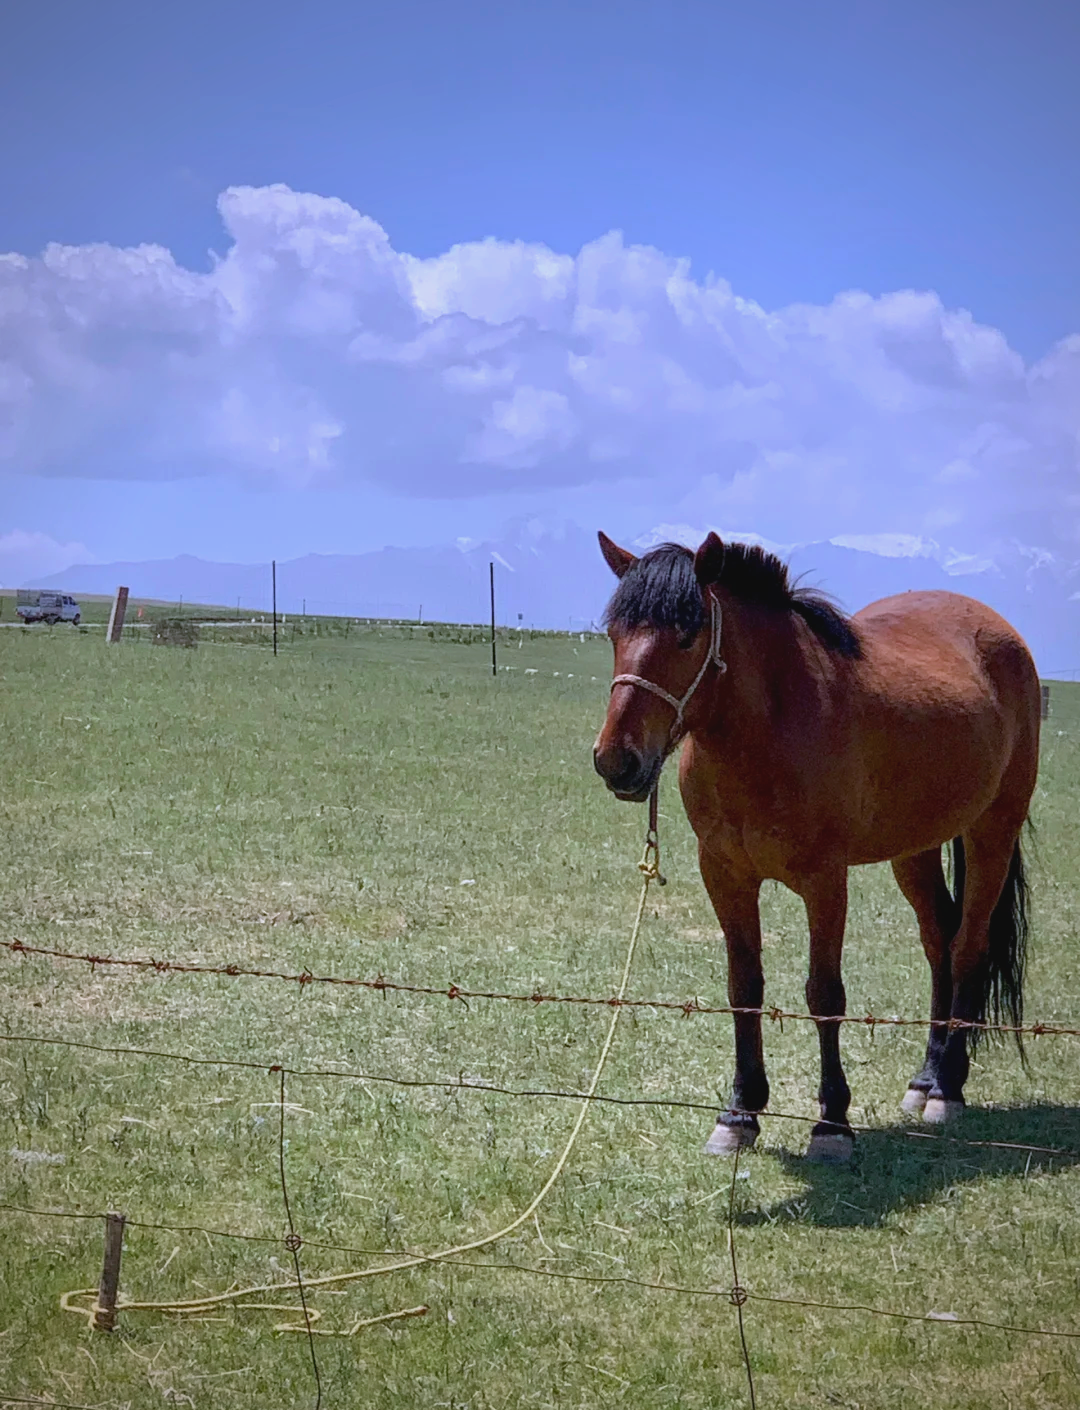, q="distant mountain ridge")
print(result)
[35,521,1079,676]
